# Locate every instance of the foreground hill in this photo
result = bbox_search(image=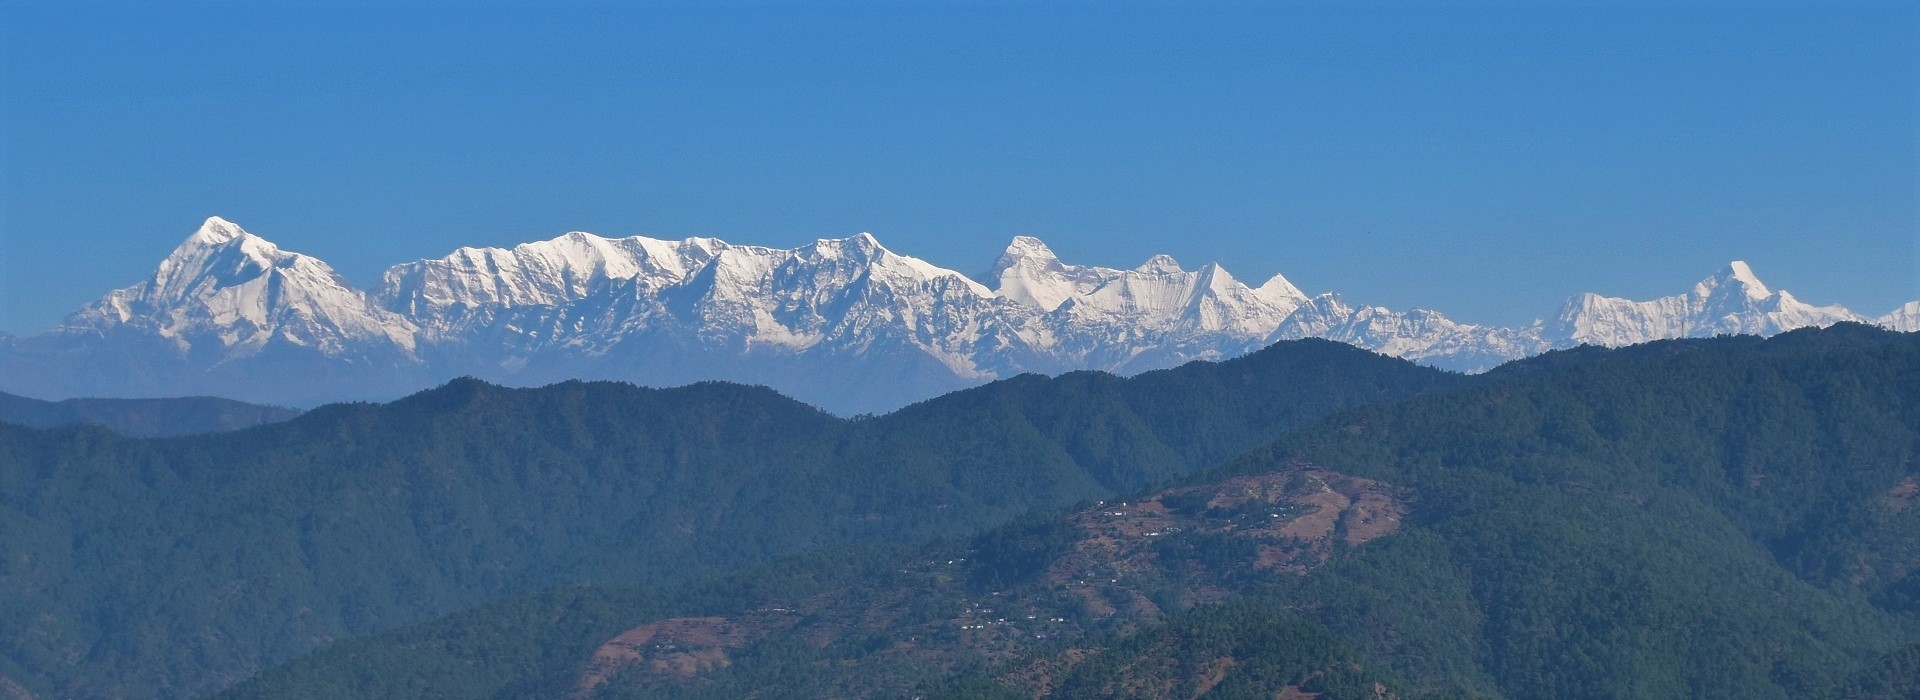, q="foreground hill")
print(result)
[0,339,1452,698]
[226,324,1920,698]
[0,390,298,437]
